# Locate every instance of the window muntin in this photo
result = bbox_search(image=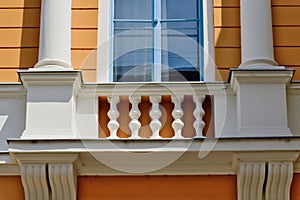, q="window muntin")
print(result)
[112,0,203,82]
